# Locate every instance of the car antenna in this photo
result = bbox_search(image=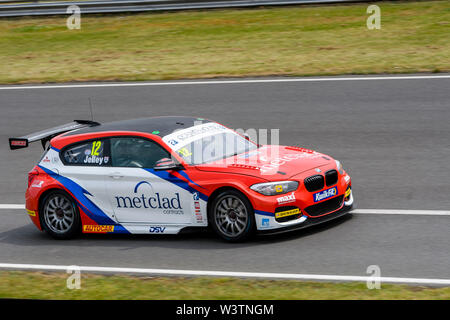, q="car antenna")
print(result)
[88,97,94,122]
[74,98,100,127]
